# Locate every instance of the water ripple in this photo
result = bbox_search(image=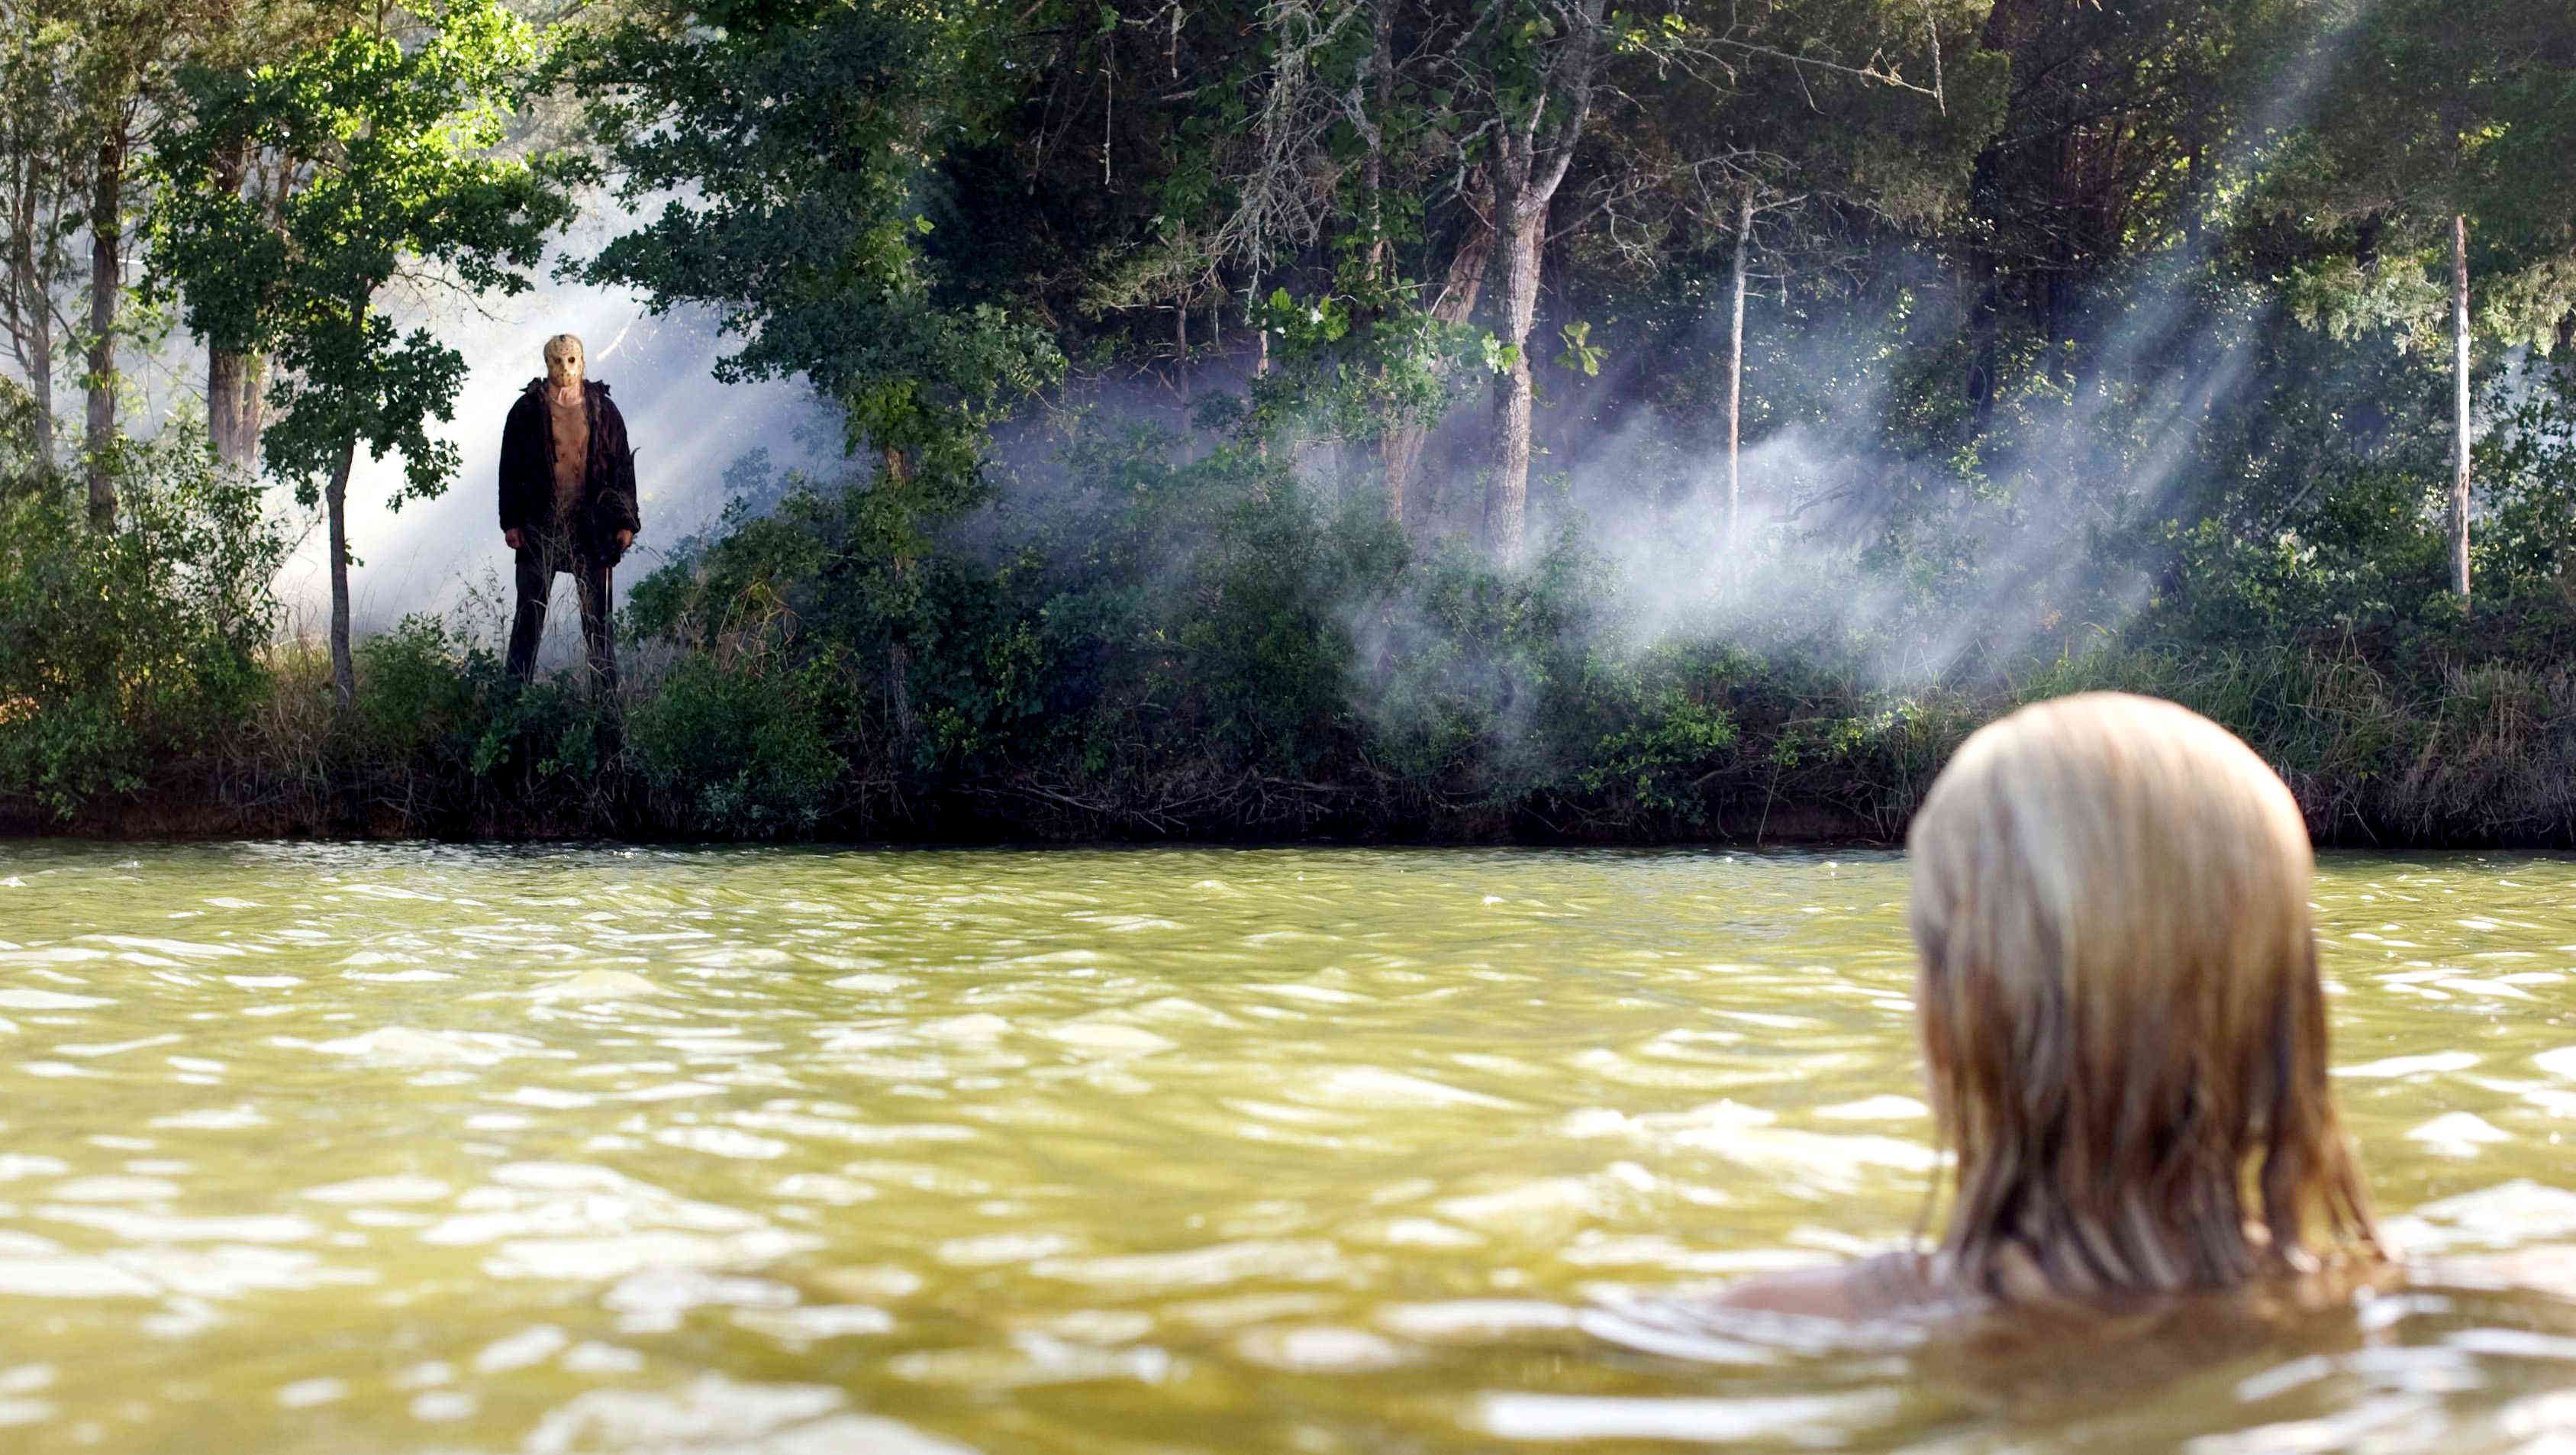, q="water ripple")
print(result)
[0,843,2565,1453]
